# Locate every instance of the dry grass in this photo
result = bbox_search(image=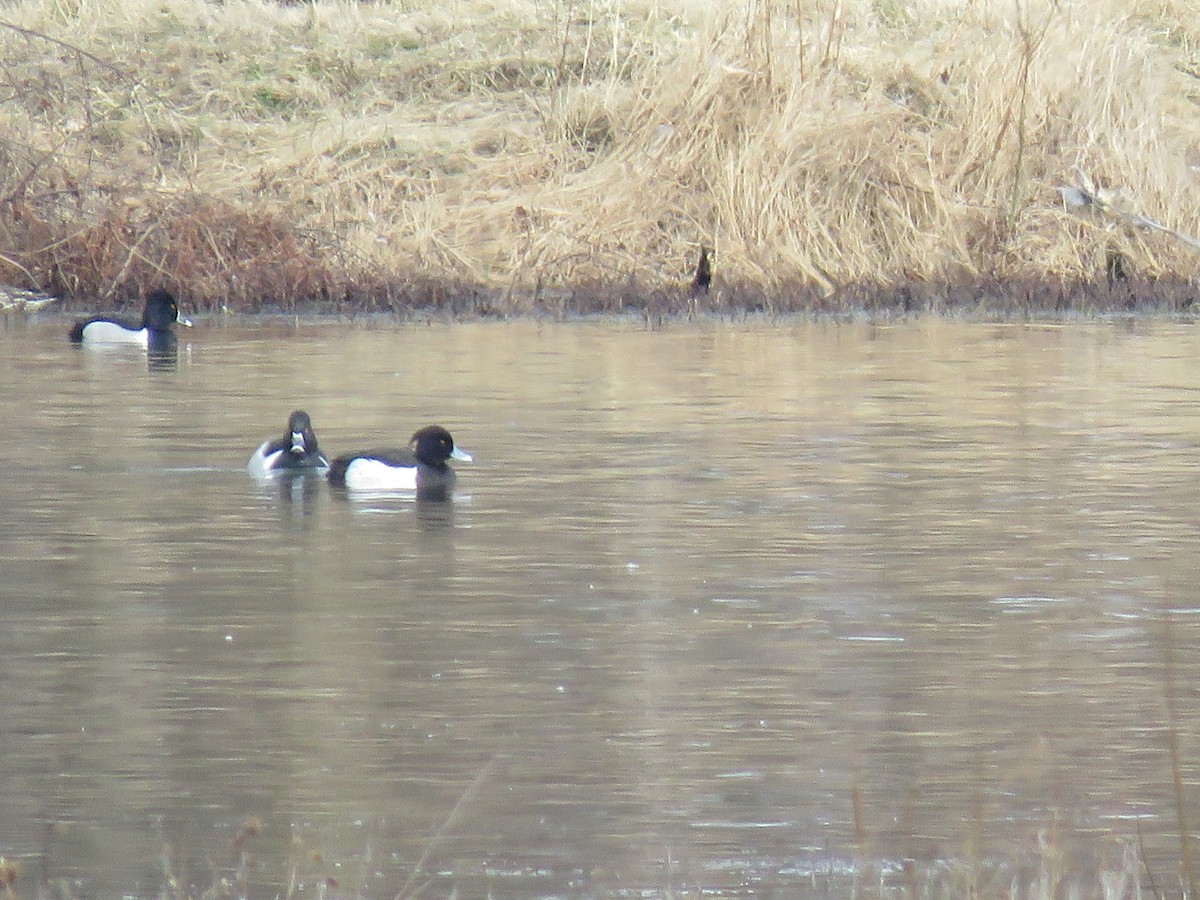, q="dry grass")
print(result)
[14,820,1159,899]
[0,0,1198,312]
